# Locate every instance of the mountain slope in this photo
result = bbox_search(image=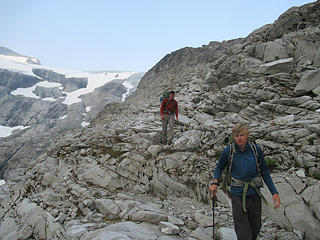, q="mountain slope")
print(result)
[0,1,320,239]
